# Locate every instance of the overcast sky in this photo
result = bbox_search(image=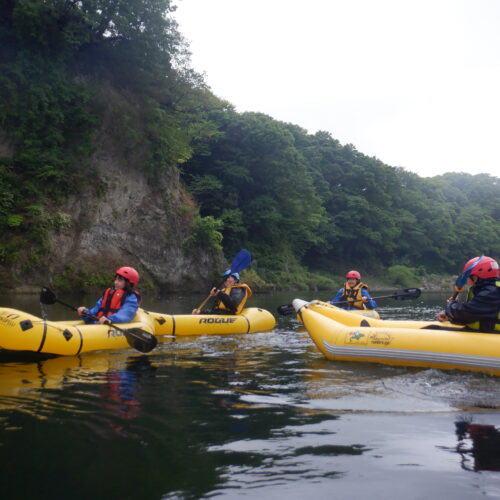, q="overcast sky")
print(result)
[175,0,500,178]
